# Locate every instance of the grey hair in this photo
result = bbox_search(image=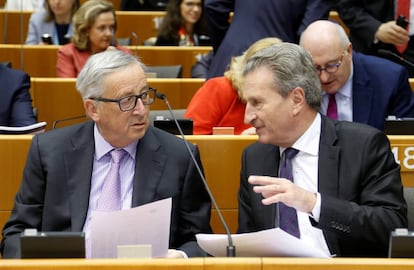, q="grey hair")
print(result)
[243,42,322,112]
[76,50,146,100]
